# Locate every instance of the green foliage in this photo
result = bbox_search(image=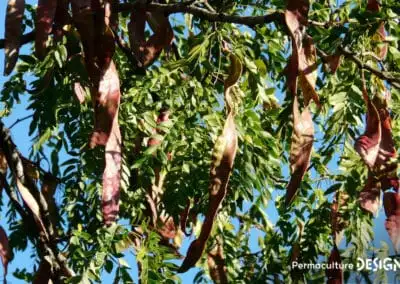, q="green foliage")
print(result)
[1,0,400,283]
